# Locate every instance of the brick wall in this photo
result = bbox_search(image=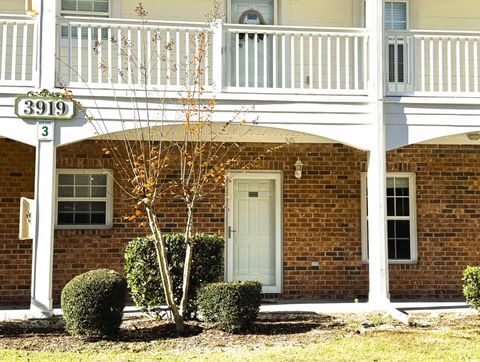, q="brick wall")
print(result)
[1,138,479,305]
